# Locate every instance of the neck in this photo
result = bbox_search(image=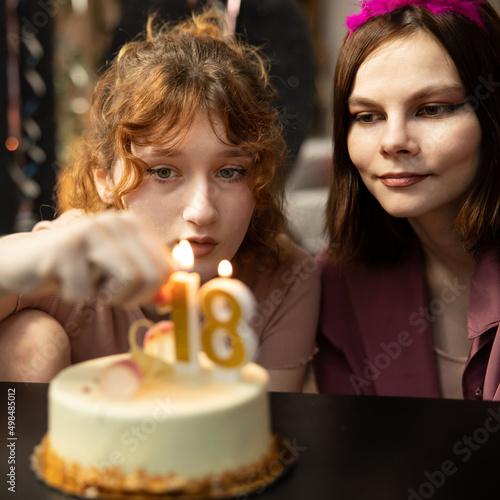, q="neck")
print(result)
[408,211,475,360]
[408,211,475,277]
